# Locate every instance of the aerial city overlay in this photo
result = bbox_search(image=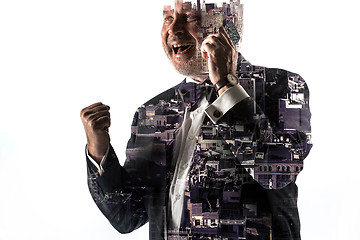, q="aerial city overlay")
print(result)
[88,1,312,239]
